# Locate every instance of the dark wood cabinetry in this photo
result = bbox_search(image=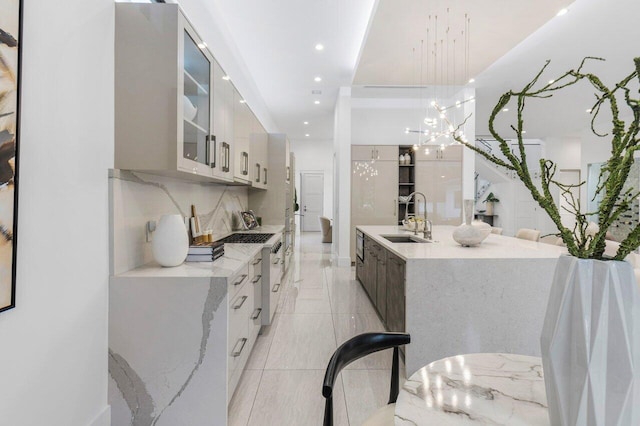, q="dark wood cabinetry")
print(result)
[357,231,405,332]
[385,251,405,333]
[375,245,387,322]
